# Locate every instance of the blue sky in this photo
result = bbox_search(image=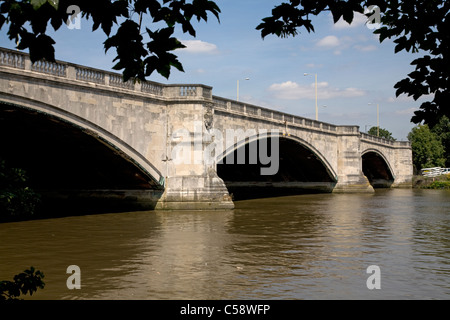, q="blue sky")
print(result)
[0,0,429,140]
